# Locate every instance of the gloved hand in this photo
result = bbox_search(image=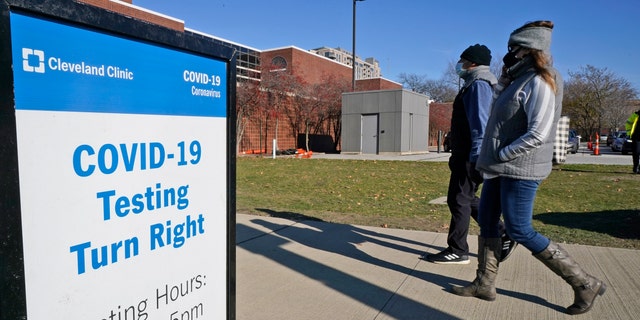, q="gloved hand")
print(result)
[470,162,483,184]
